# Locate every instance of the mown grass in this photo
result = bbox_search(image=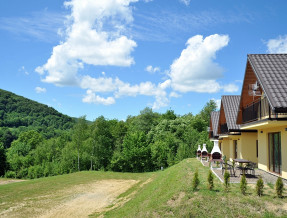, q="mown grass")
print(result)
[102,159,287,218]
[1,159,287,217]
